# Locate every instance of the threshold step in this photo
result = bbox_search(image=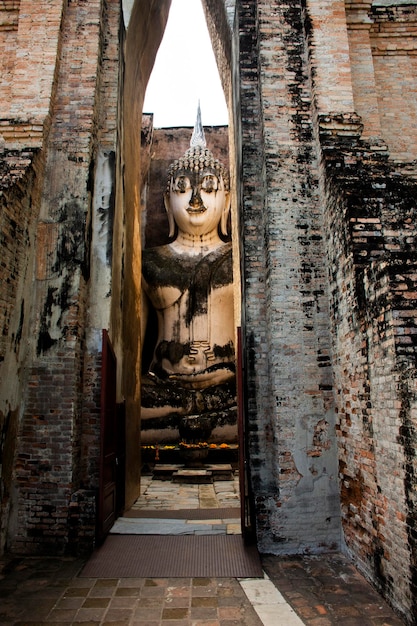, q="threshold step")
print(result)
[205,464,234,480]
[153,464,182,480]
[172,469,213,484]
